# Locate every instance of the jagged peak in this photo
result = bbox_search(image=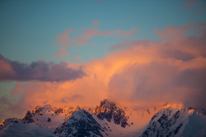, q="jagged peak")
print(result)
[99,99,115,107]
[22,111,32,119]
[75,106,81,111]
